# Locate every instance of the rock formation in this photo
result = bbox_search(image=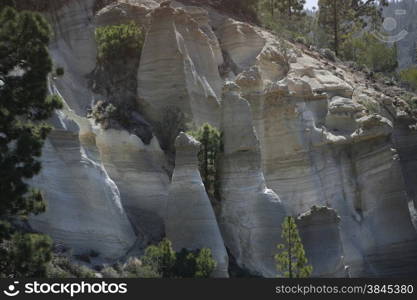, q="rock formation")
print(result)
[25,0,417,277]
[30,128,136,259]
[166,132,229,277]
[297,206,344,277]
[137,4,223,127]
[94,128,170,242]
[218,83,286,277]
